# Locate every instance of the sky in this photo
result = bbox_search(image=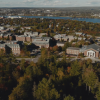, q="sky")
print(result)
[0,0,100,7]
